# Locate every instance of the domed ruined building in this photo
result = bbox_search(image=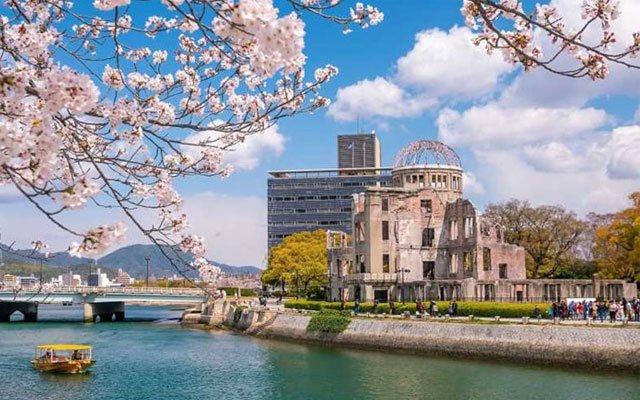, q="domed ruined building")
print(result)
[327,140,634,303]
